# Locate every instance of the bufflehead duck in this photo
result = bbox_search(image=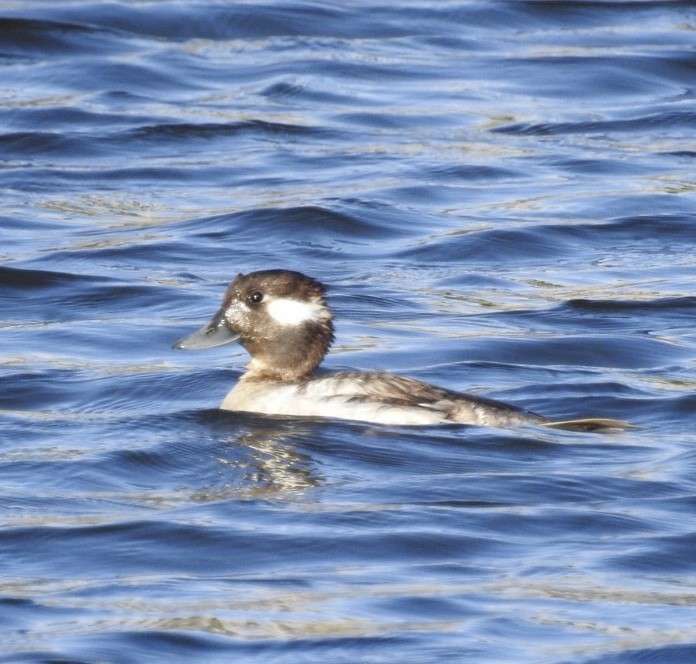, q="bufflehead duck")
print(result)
[173,270,627,431]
